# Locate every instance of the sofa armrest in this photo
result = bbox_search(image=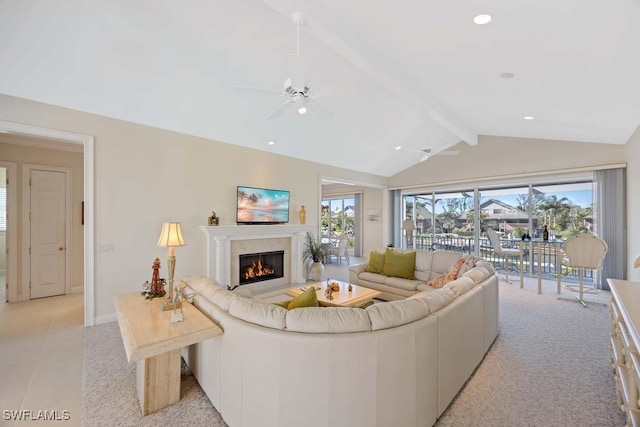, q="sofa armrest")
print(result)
[348,263,367,275]
[348,263,367,284]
